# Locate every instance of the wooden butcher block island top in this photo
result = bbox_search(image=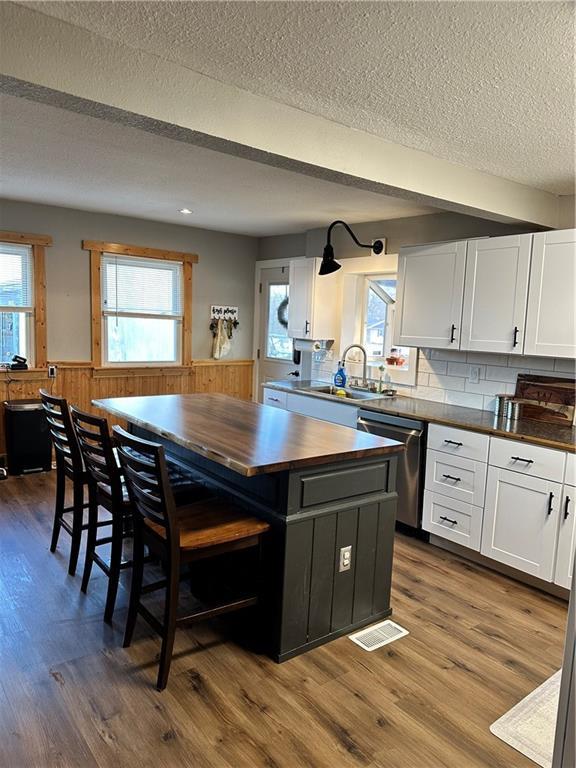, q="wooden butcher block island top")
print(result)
[93,393,403,477]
